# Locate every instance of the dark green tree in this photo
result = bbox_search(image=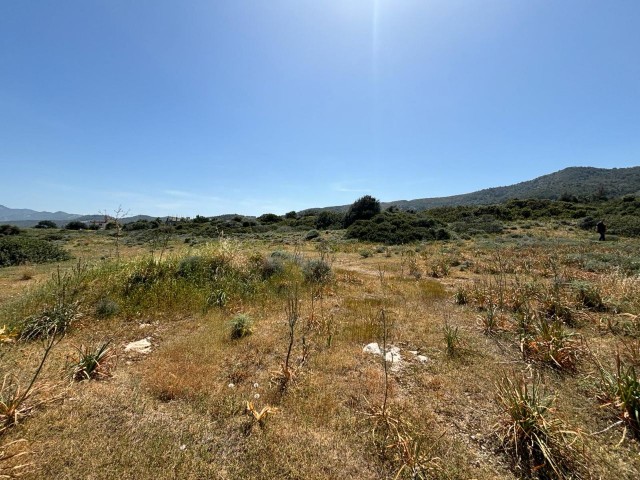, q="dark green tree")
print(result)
[257,213,281,224]
[34,220,58,229]
[65,220,88,230]
[316,211,343,229]
[344,195,381,227]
